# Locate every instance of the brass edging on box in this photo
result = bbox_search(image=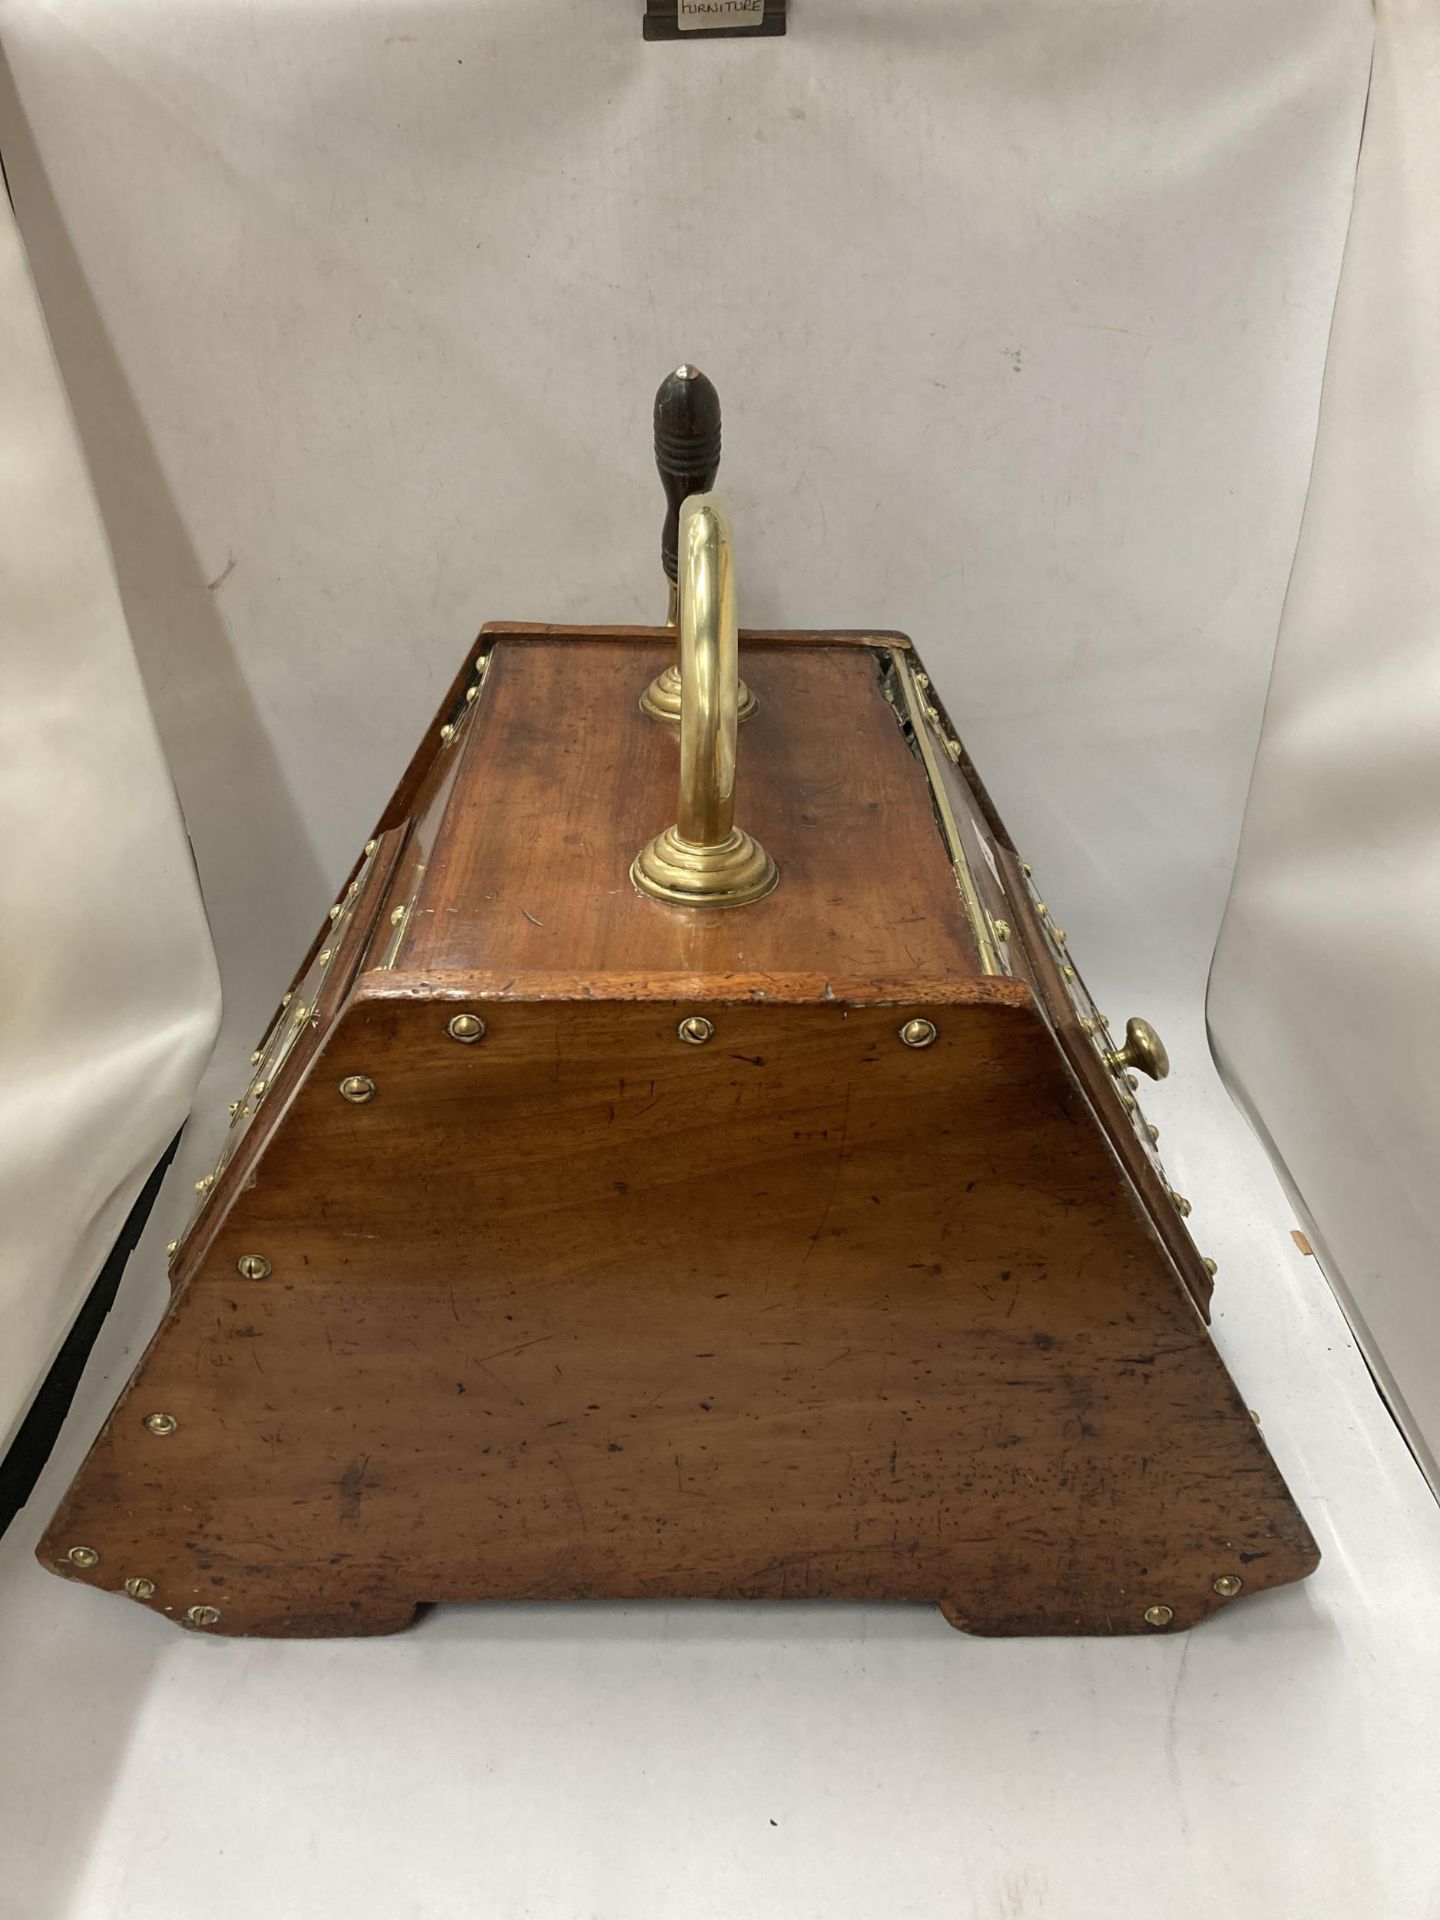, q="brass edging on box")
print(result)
[888,652,1002,977]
